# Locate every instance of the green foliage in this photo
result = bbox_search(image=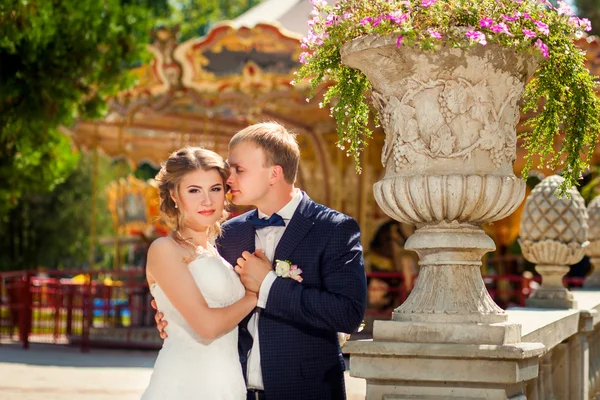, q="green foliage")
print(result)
[573,0,600,35]
[0,153,115,271]
[0,0,168,216]
[296,0,600,193]
[160,0,261,41]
